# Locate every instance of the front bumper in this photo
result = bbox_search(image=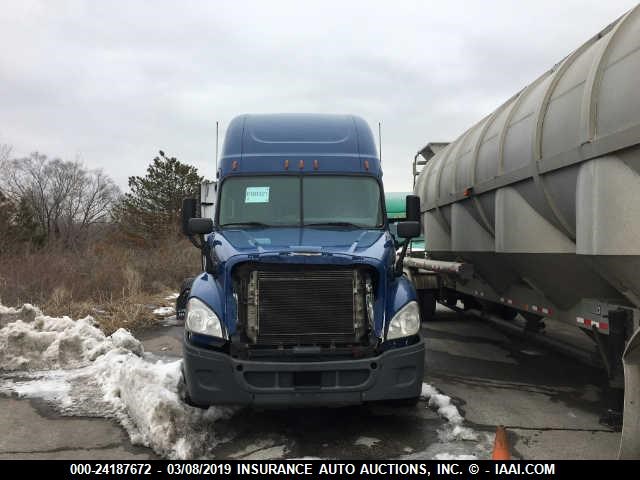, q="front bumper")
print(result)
[183,339,425,406]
